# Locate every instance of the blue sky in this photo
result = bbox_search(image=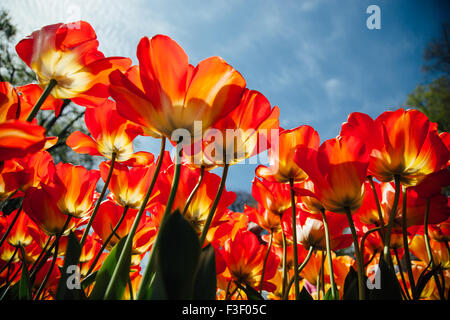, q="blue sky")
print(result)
[3,0,449,193]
